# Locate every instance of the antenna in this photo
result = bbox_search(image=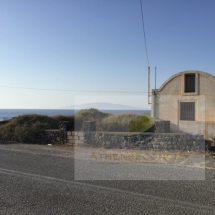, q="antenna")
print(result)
[155,66,157,89]
[148,66,151,104]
